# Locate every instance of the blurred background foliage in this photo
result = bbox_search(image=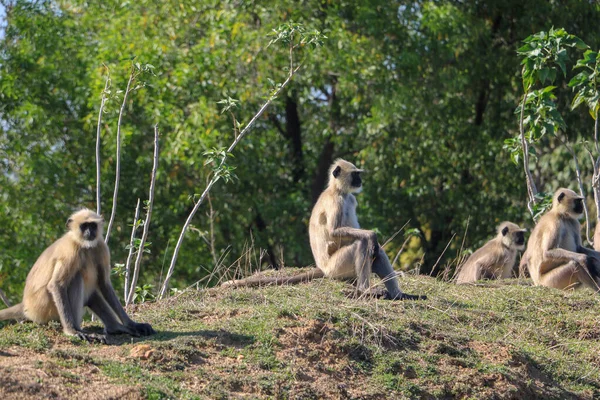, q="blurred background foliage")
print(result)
[1,0,600,301]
